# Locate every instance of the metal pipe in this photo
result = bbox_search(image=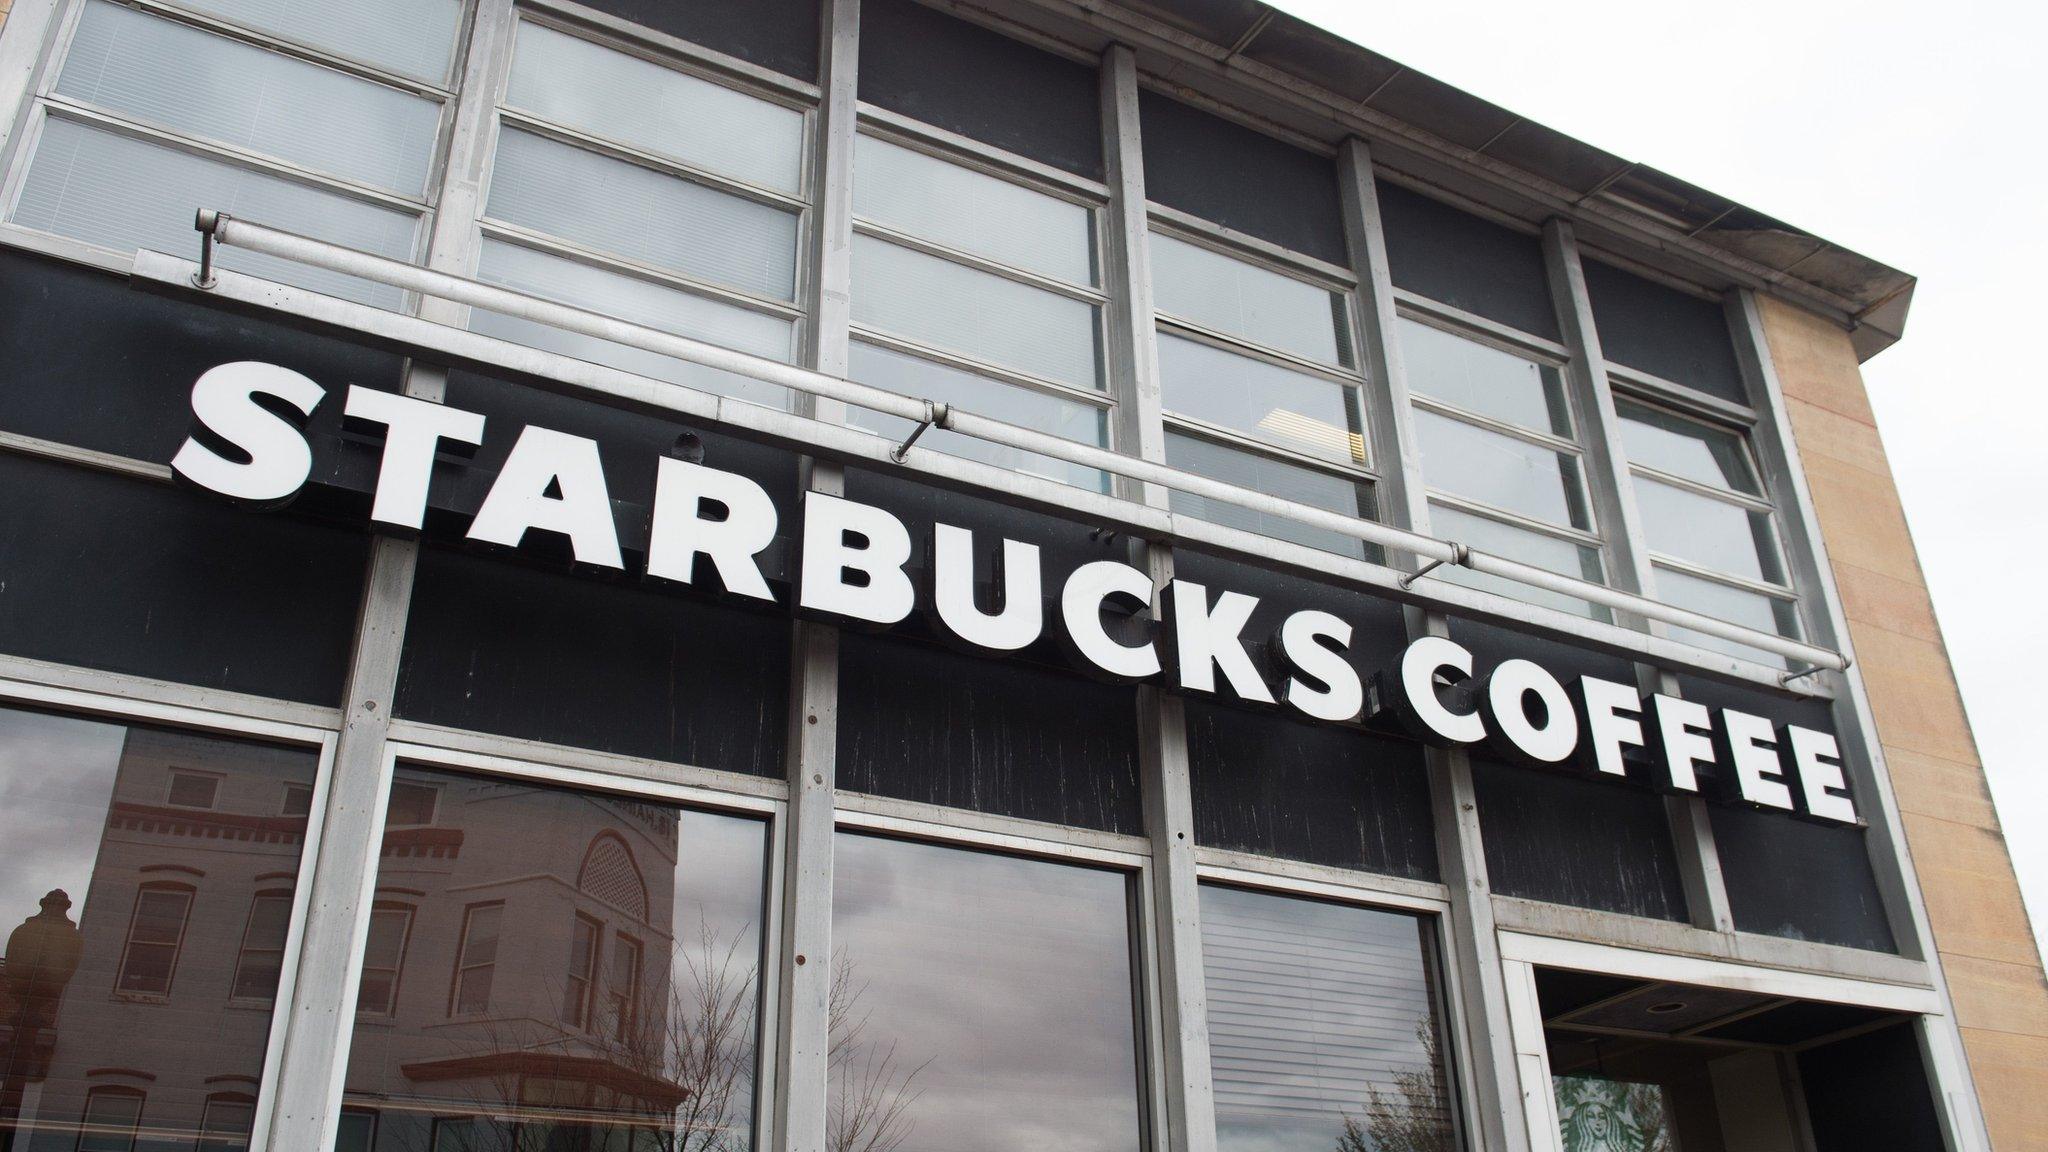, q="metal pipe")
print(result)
[196,215,1849,673]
